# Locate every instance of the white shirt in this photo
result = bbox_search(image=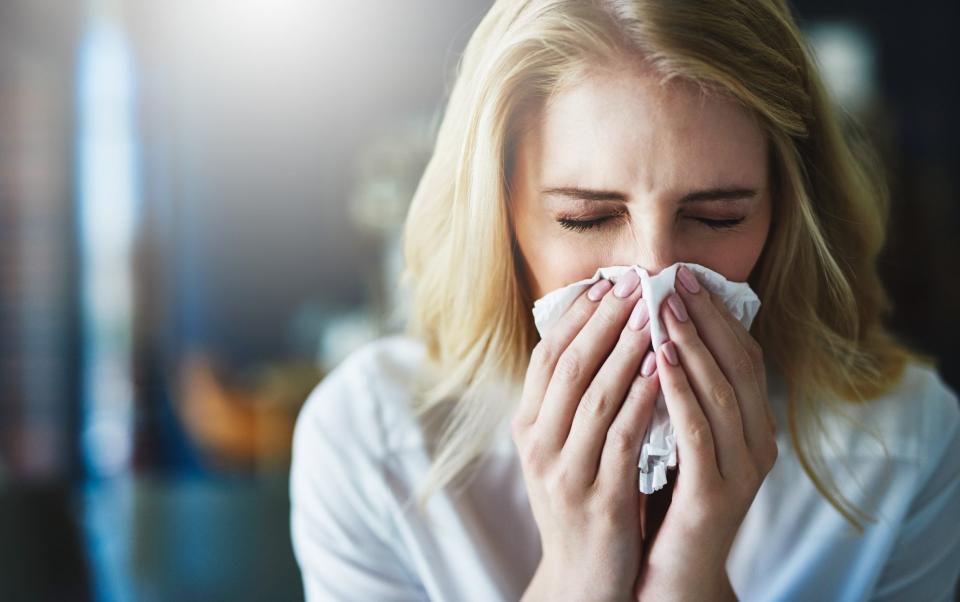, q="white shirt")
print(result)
[289,334,960,601]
